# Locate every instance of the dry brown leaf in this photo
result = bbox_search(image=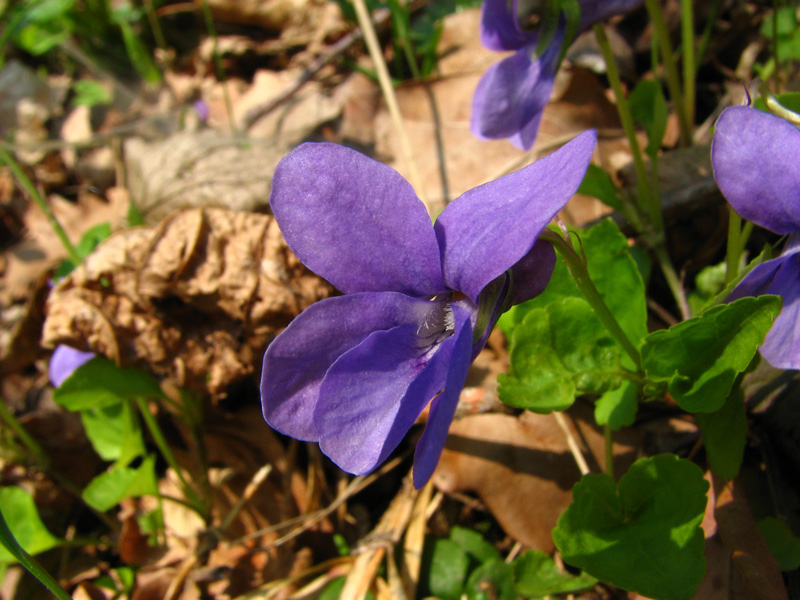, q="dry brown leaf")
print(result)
[124,132,282,224]
[198,0,345,48]
[432,403,644,551]
[713,475,789,600]
[42,207,332,397]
